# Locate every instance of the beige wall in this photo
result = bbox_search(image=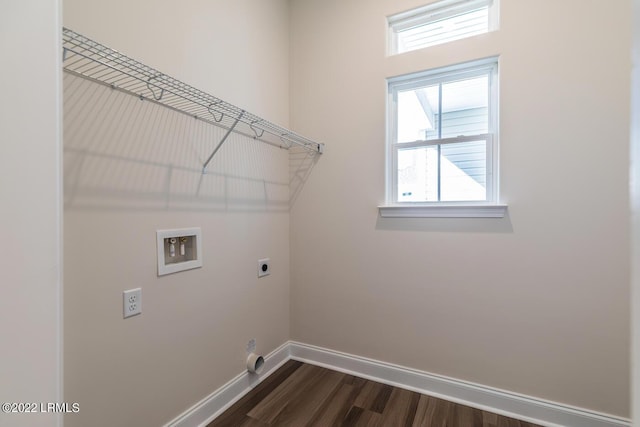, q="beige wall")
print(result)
[62,0,633,423]
[63,0,290,124]
[0,1,62,427]
[63,1,291,426]
[290,0,631,418]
